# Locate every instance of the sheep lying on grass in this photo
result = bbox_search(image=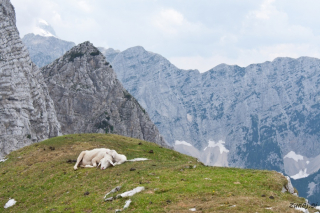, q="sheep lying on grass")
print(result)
[74,148,114,170]
[74,148,148,170]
